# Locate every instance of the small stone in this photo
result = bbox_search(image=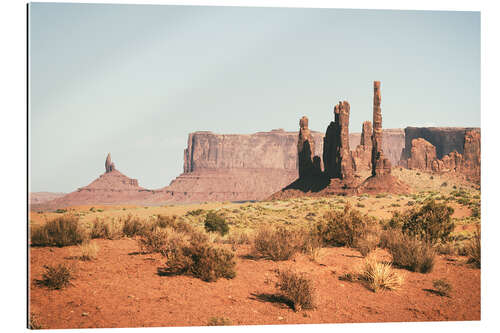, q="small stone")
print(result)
[82,312,89,317]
